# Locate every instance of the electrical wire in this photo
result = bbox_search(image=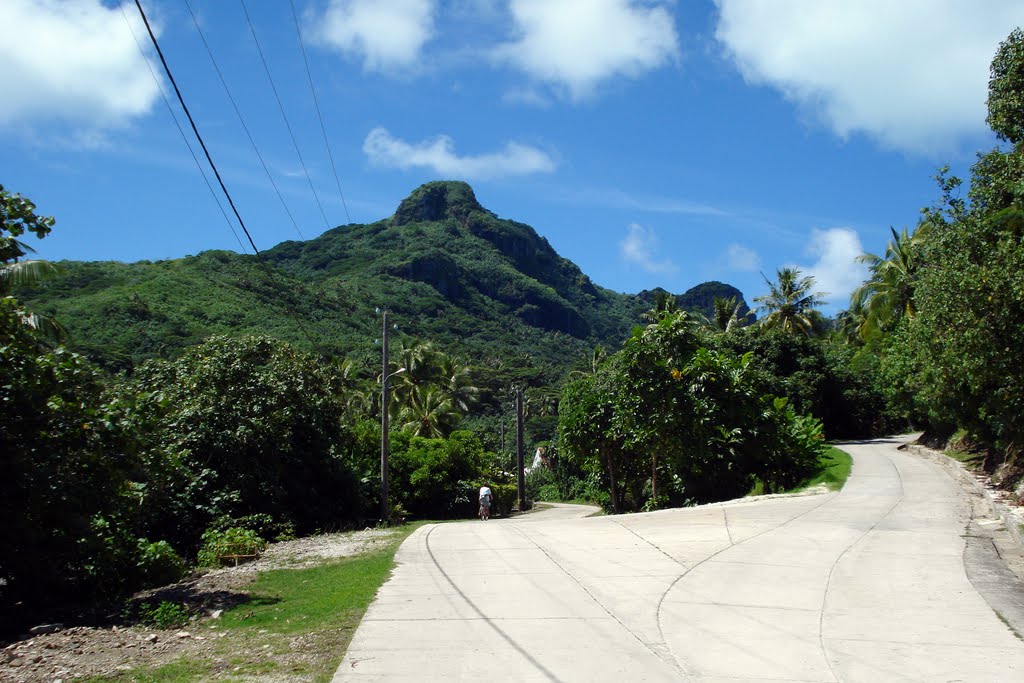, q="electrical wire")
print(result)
[120,4,248,255]
[289,0,352,225]
[133,0,324,356]
[183,0,305,240]
[238,0,331,231]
